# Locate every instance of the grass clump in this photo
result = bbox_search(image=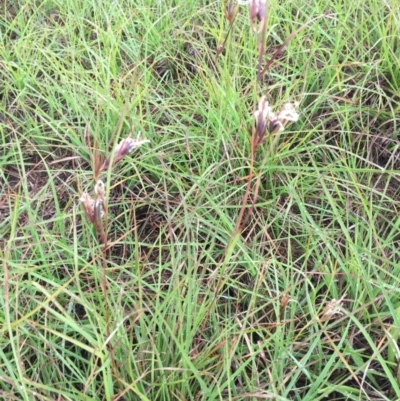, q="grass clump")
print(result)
[1,0,400,400]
